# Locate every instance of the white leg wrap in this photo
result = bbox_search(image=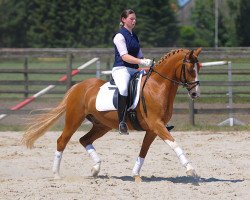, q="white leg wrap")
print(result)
[174,146,189,166]
[132,157,145,177]
[164,140,189,167]
[85,144,101,164]
[52,150,63,174]
[186,163,194,171]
